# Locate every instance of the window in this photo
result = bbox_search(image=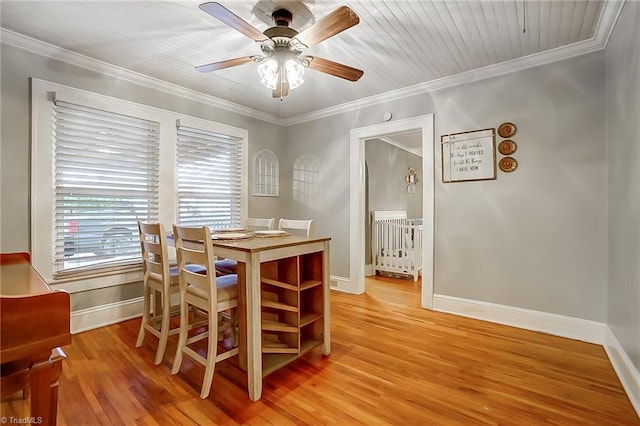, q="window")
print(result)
[253,149,279,196]
[31,79,248,291]
[177,122,243,228]
[53,100,159,275]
